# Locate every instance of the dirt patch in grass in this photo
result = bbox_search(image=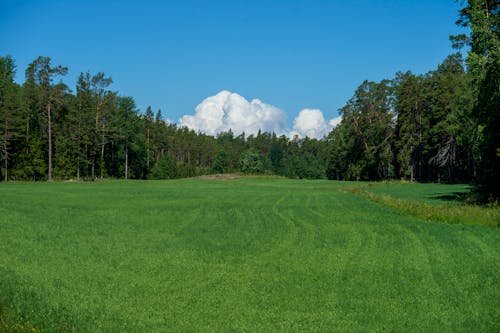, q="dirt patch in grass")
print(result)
[196,173,241,180]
